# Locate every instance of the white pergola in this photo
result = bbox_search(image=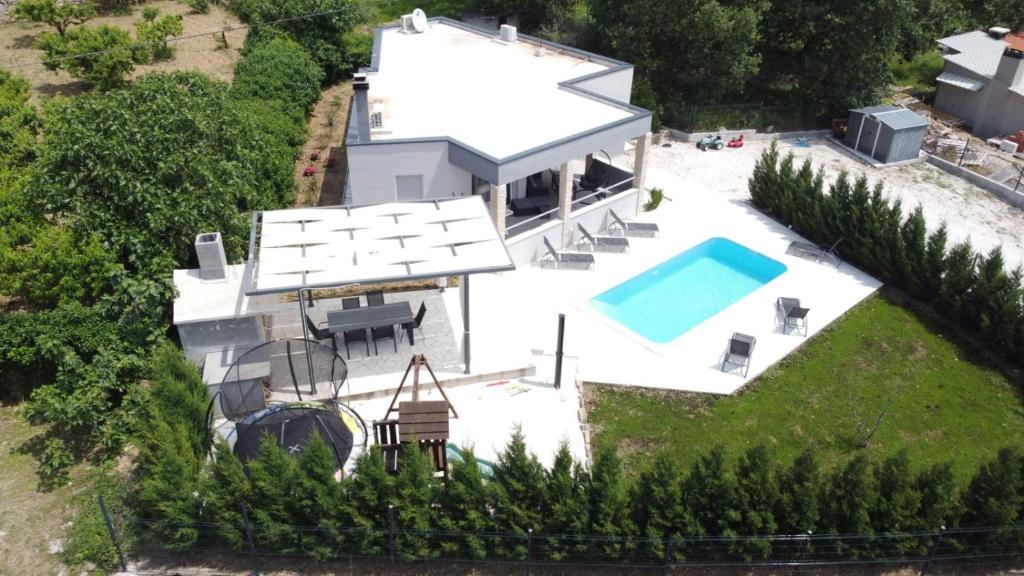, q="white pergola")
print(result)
[244,196,516,373]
